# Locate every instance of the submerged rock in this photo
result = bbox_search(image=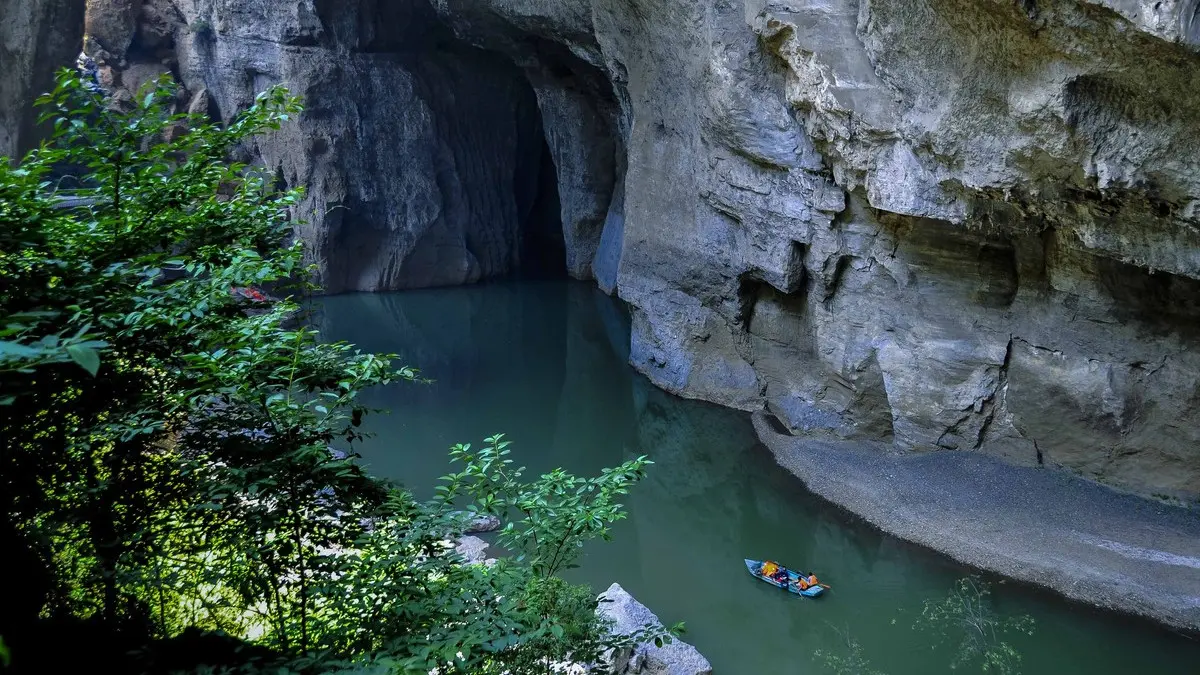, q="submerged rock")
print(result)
[456,511,502,534]
[454,535,491,564]
[598,583,712,675]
